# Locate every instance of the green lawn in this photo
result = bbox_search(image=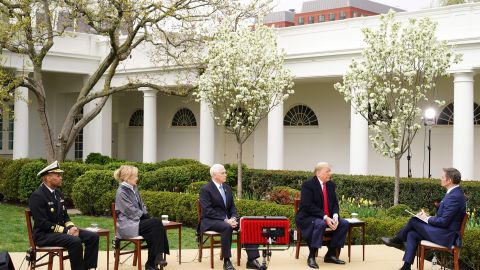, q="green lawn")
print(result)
[0,203,198,252]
